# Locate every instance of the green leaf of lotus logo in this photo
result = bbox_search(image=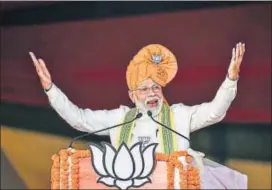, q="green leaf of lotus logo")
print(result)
[88,142,158,190]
